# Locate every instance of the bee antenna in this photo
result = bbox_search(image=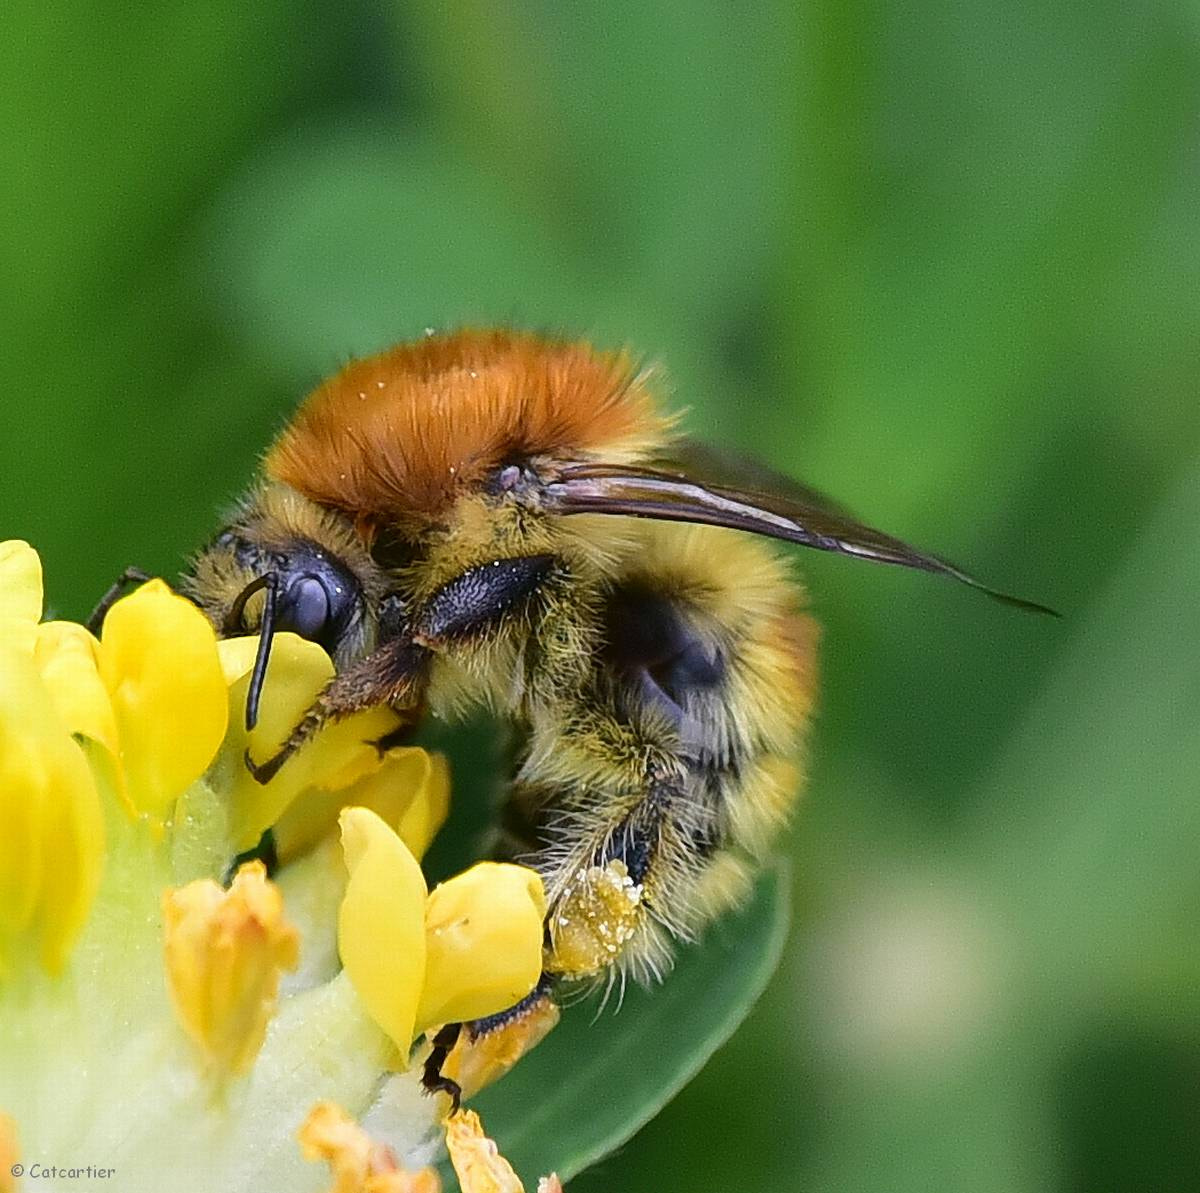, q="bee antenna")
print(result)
[224,573,268,634]
[227,573,280,732]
